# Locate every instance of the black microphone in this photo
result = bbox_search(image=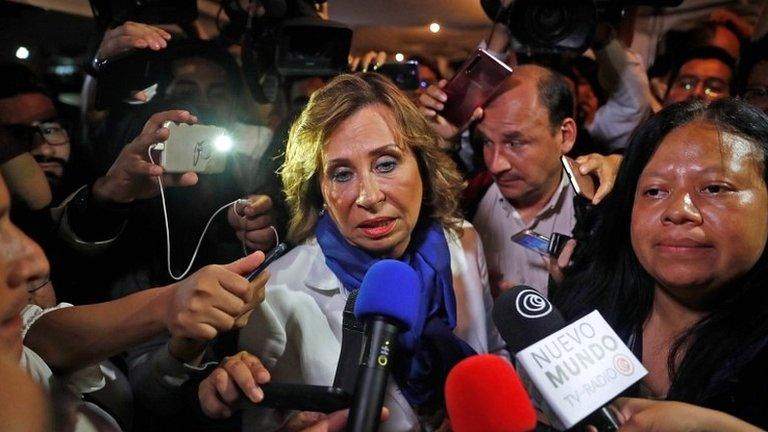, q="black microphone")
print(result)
[333,289,365,395]
[493,285,620,431]
[348,260,422,432]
